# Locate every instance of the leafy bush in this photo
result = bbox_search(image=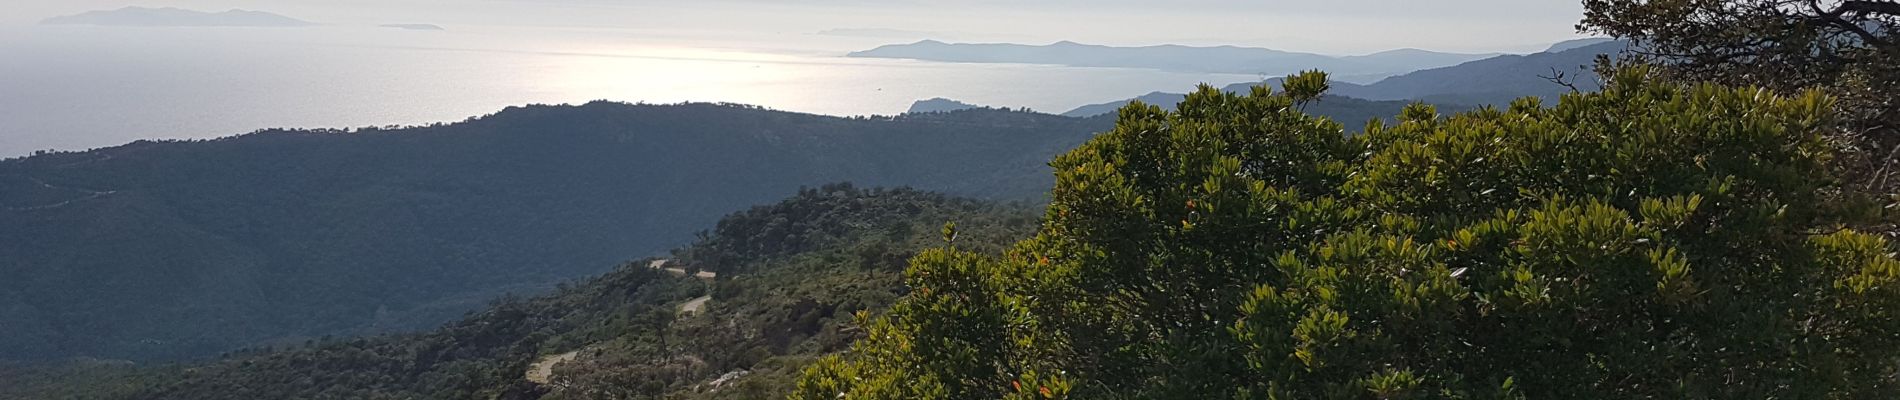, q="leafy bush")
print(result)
[795,69,1900,399]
